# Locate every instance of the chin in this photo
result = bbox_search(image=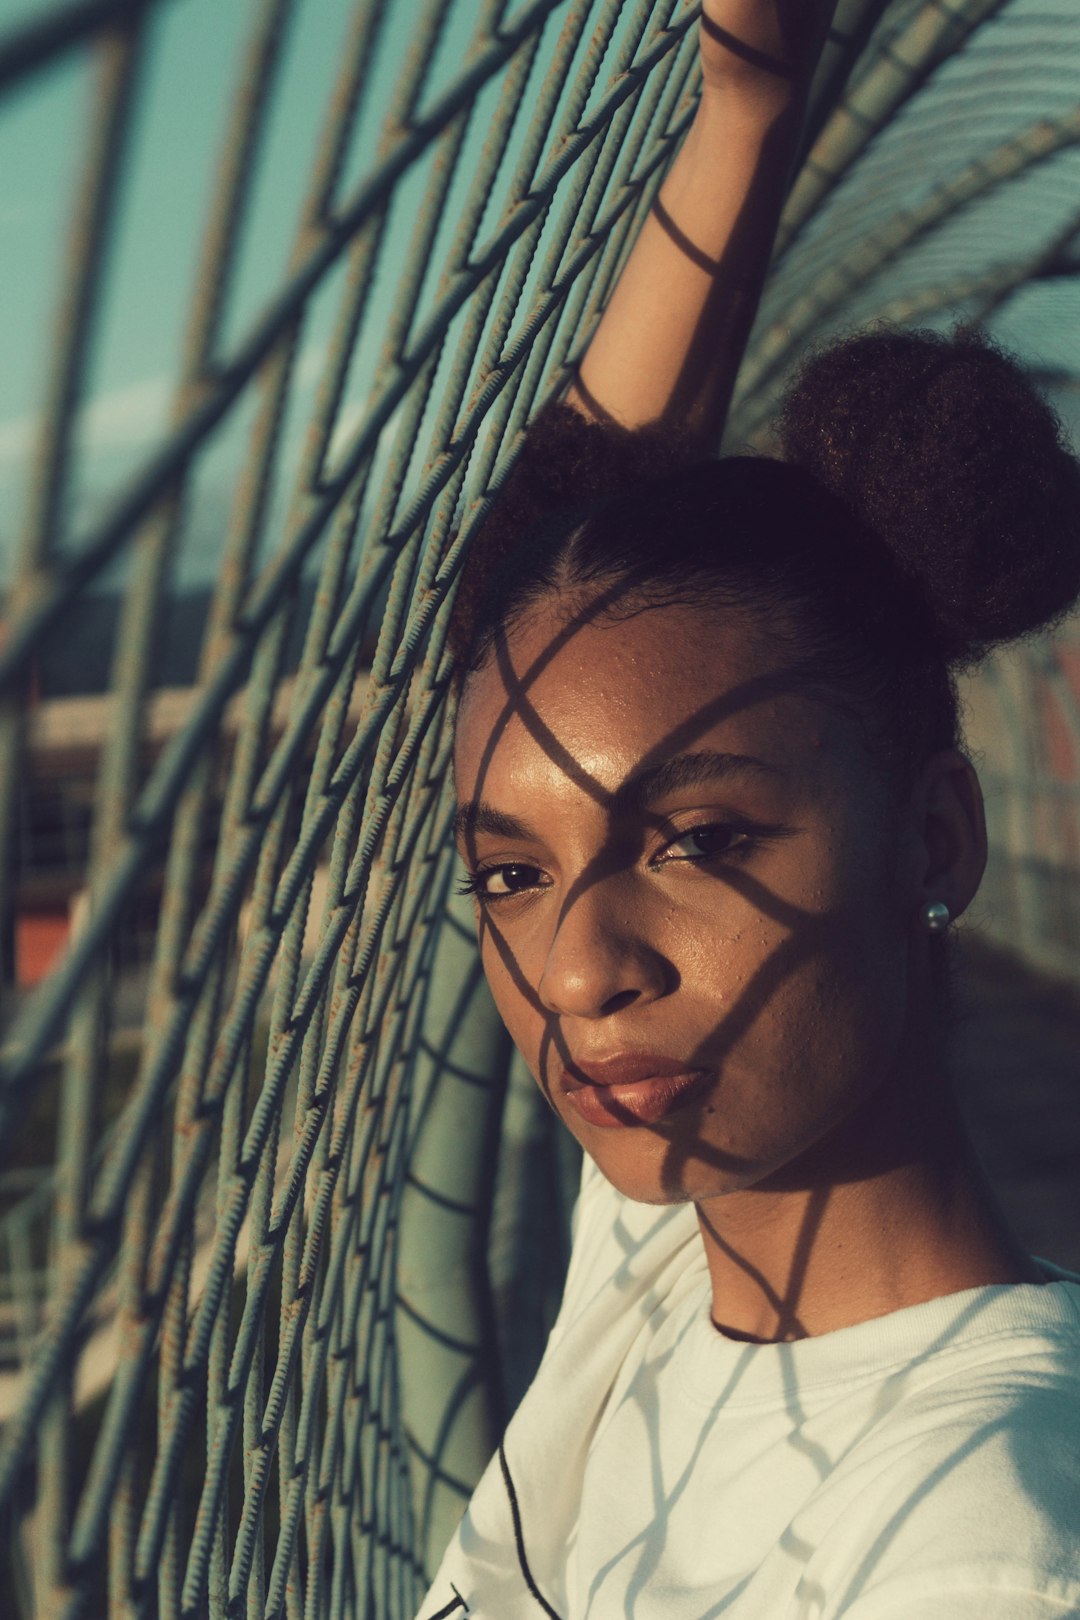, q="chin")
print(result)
[577,1125,765,1207]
